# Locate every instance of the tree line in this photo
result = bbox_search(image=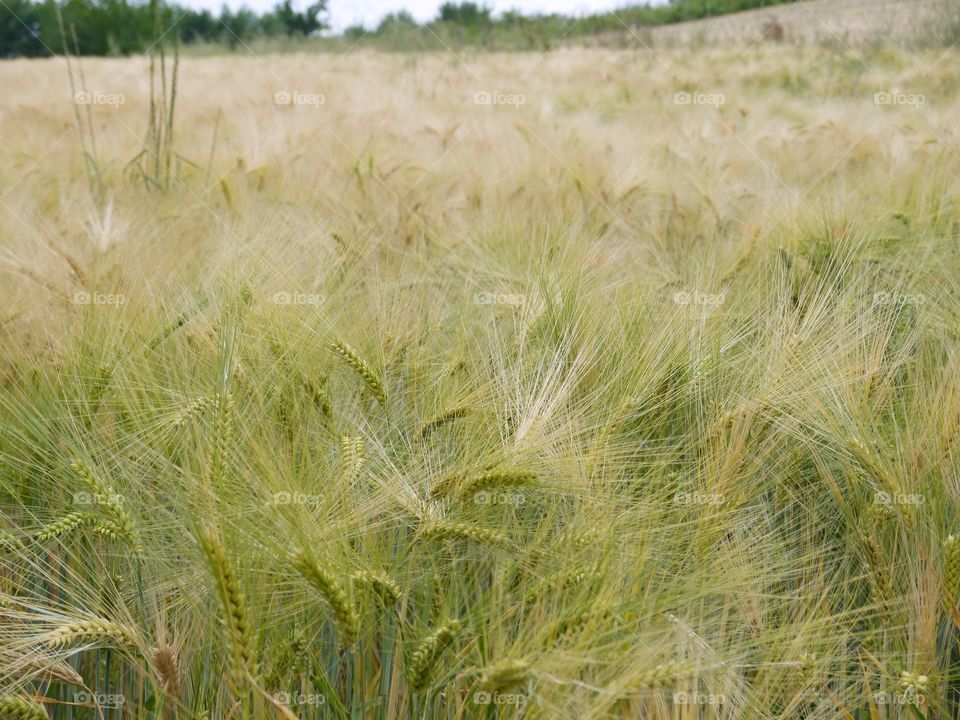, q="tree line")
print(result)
[1,0,798,58]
